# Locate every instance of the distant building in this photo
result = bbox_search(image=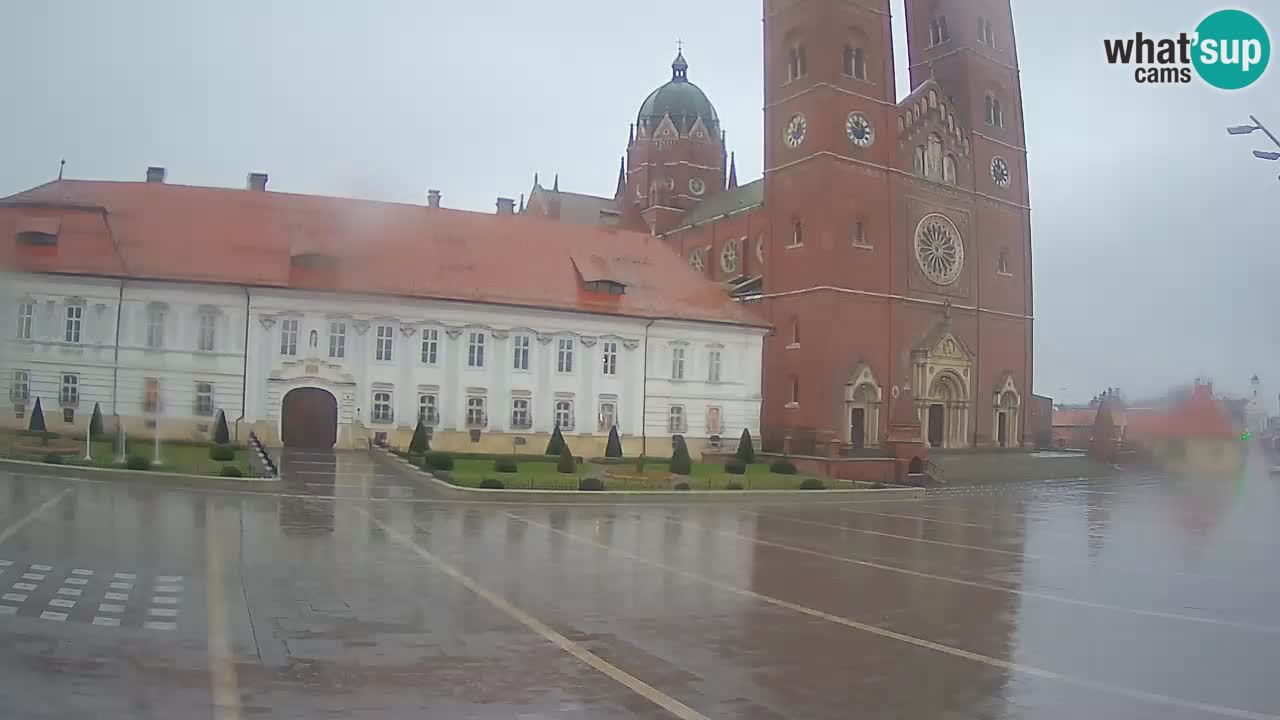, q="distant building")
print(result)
[1244,374,1267,434]
[1123,382,1244,476]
